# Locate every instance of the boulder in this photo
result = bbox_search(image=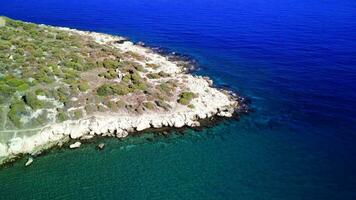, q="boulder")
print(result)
[116,130,128,138]
[173,115,185,128]
[69,142,81,149]
[25,157,33,167]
